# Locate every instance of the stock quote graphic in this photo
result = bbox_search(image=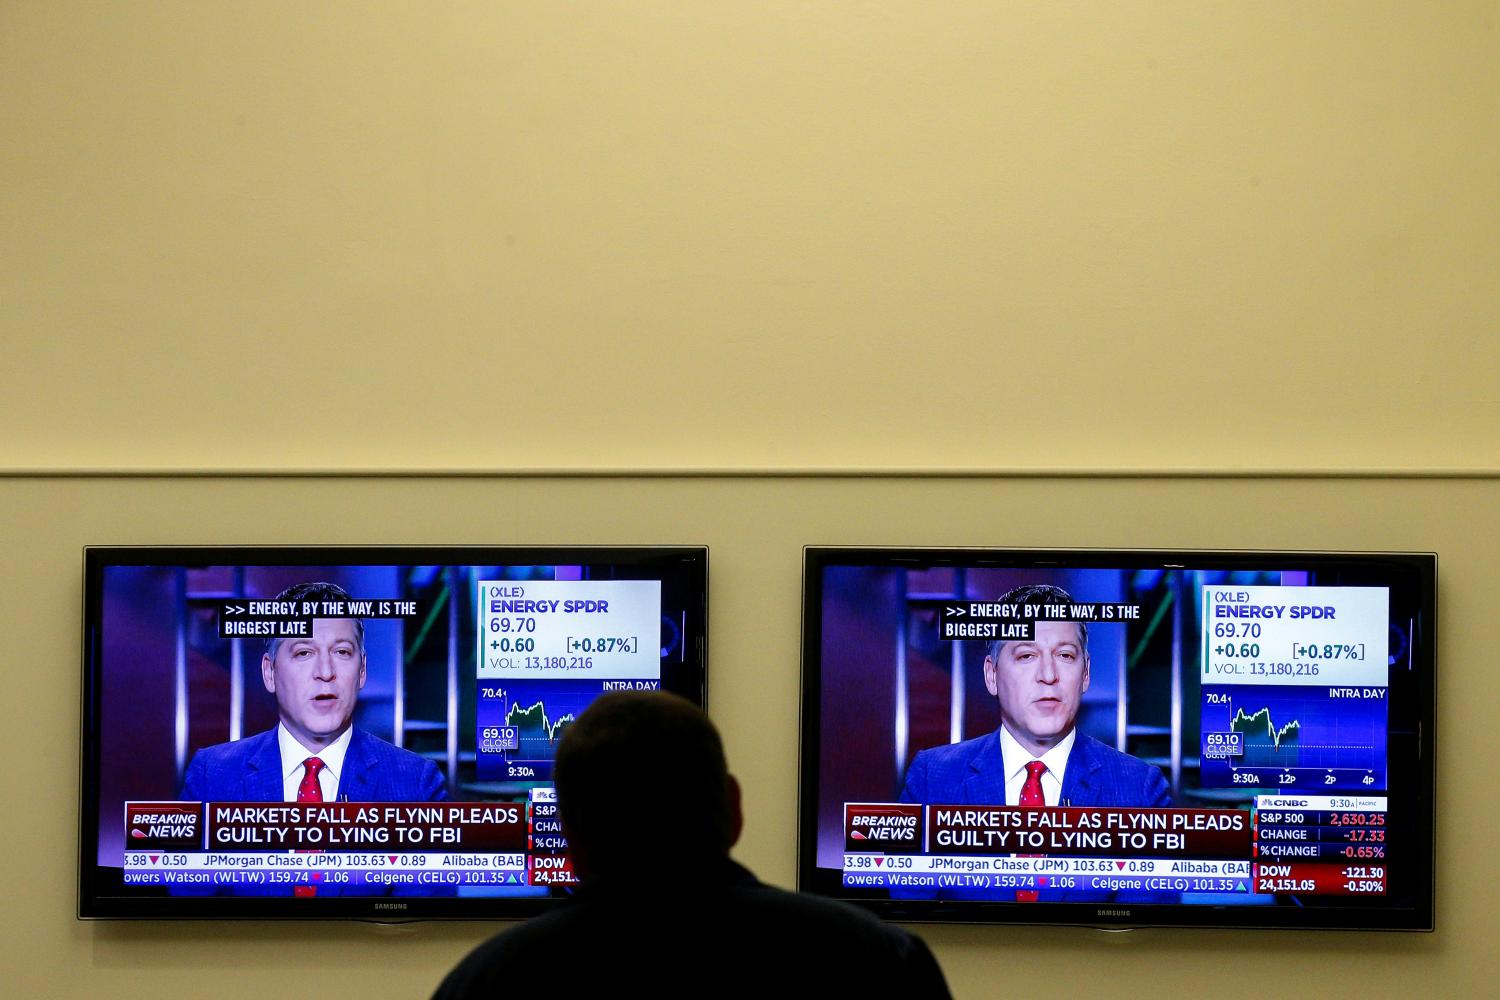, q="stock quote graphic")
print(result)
[1199,585,1389,792]
[475,578,664,783]
[1199,686,1387,791]
[477,680,605,781]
